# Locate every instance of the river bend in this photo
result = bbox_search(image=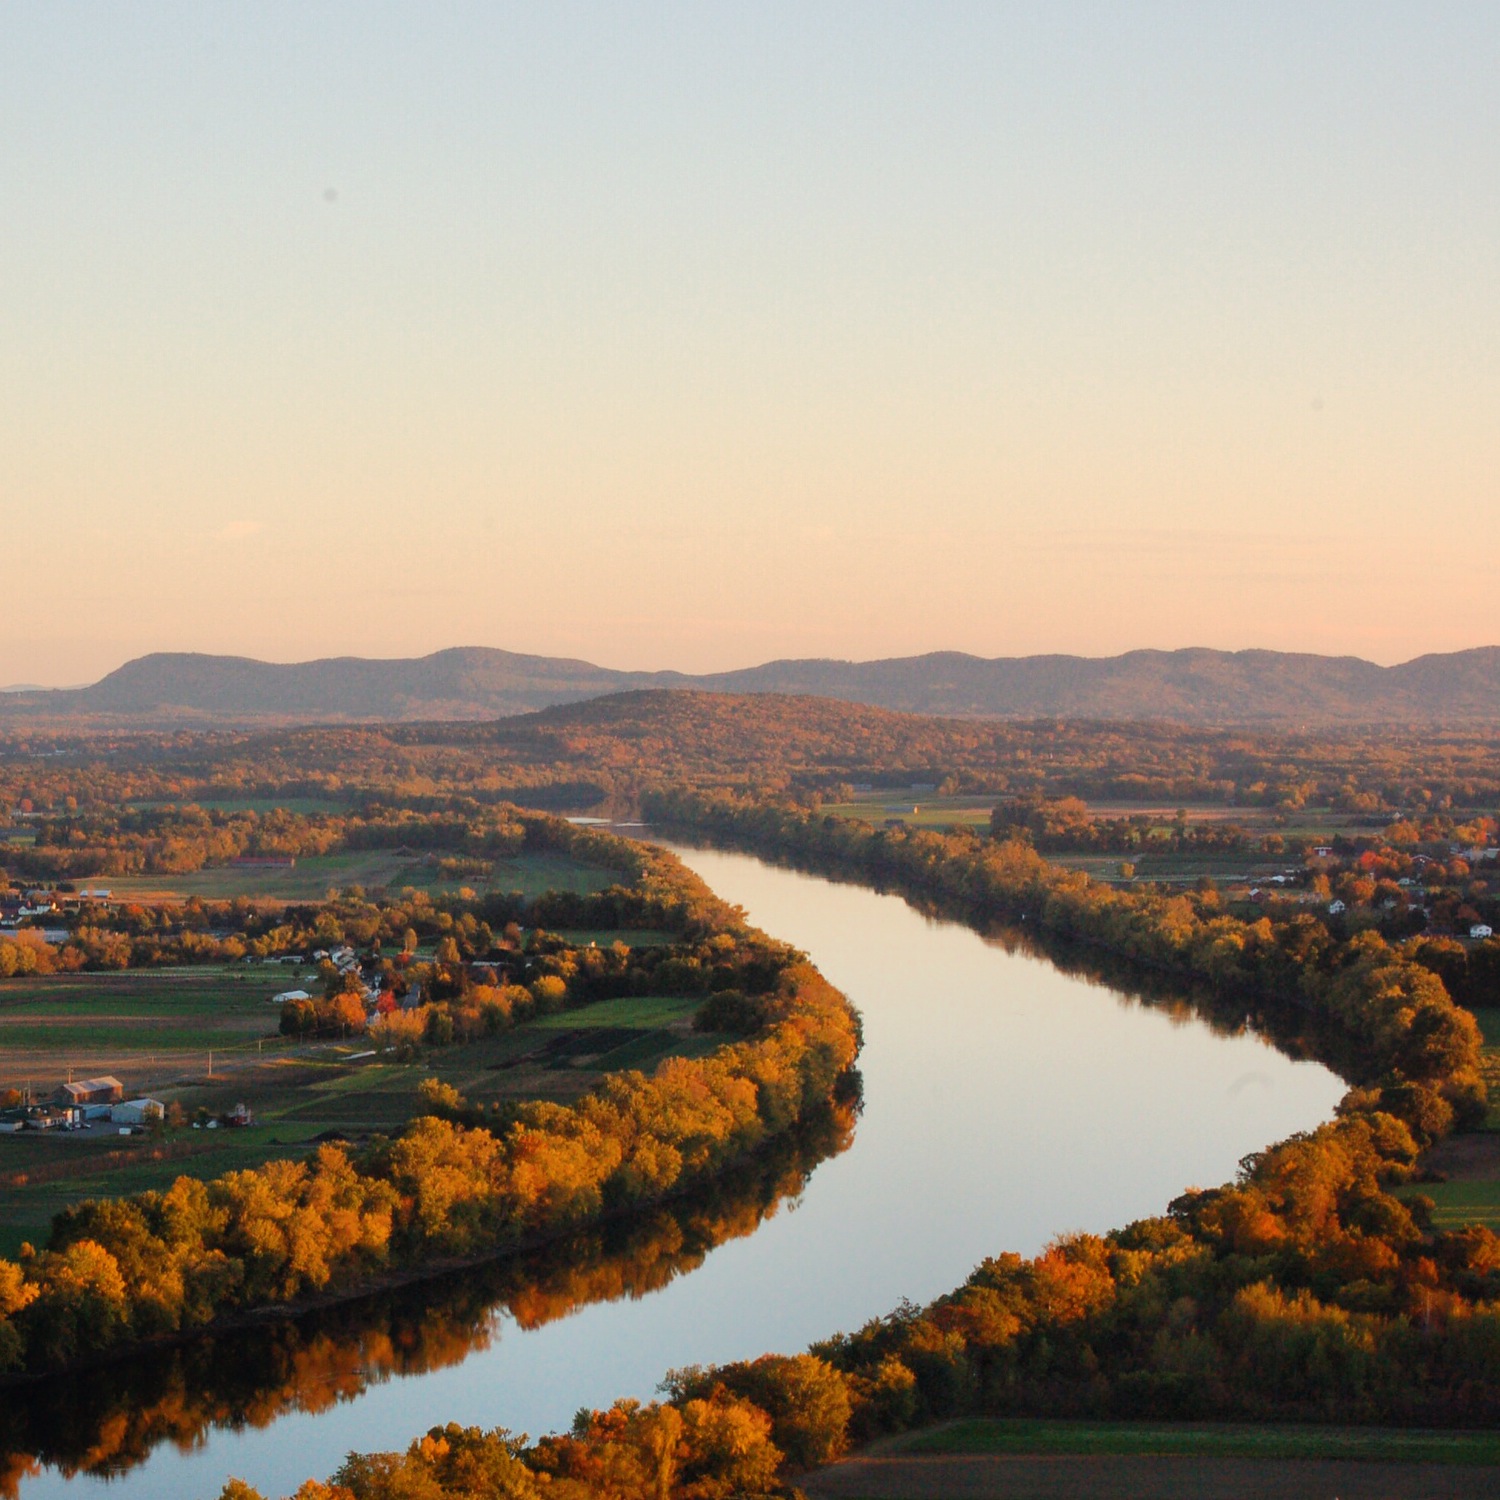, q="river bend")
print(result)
[14,845,1344,1500]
